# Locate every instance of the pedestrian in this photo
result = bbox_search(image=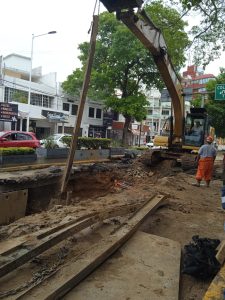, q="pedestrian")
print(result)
[195,136,217,187]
